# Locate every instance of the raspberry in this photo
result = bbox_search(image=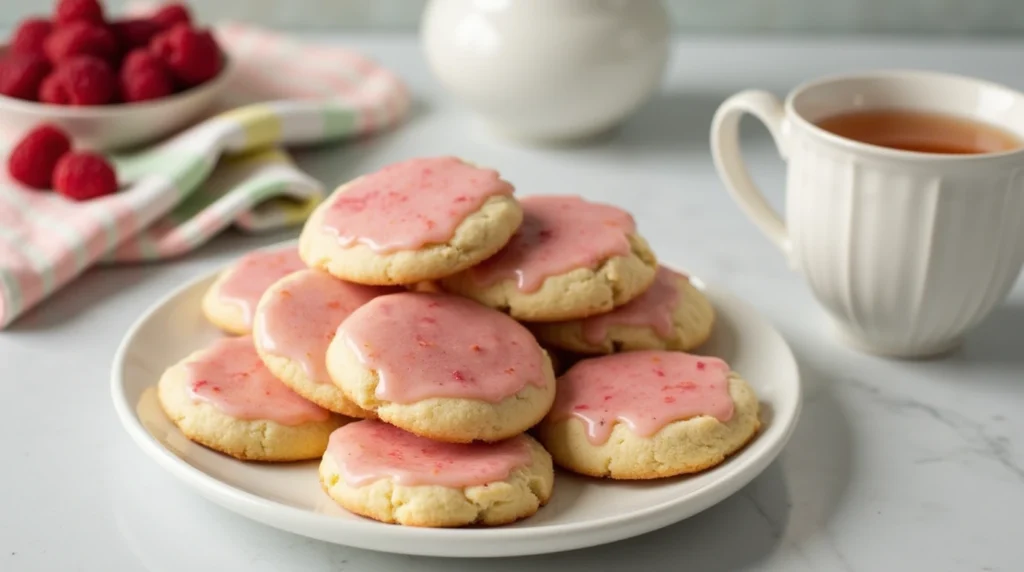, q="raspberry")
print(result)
[110,18,162,50]
[150,23,221,86]
[44,21,119,64]
[0,54,51,100]
[41,56,116,106]
[6,124,72,189]
[119,49,173,102]
[10,19,53,57]
[53,152,118,201]
[54,0,105,26]
[39,73,69,104]
[151,4,192,30]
